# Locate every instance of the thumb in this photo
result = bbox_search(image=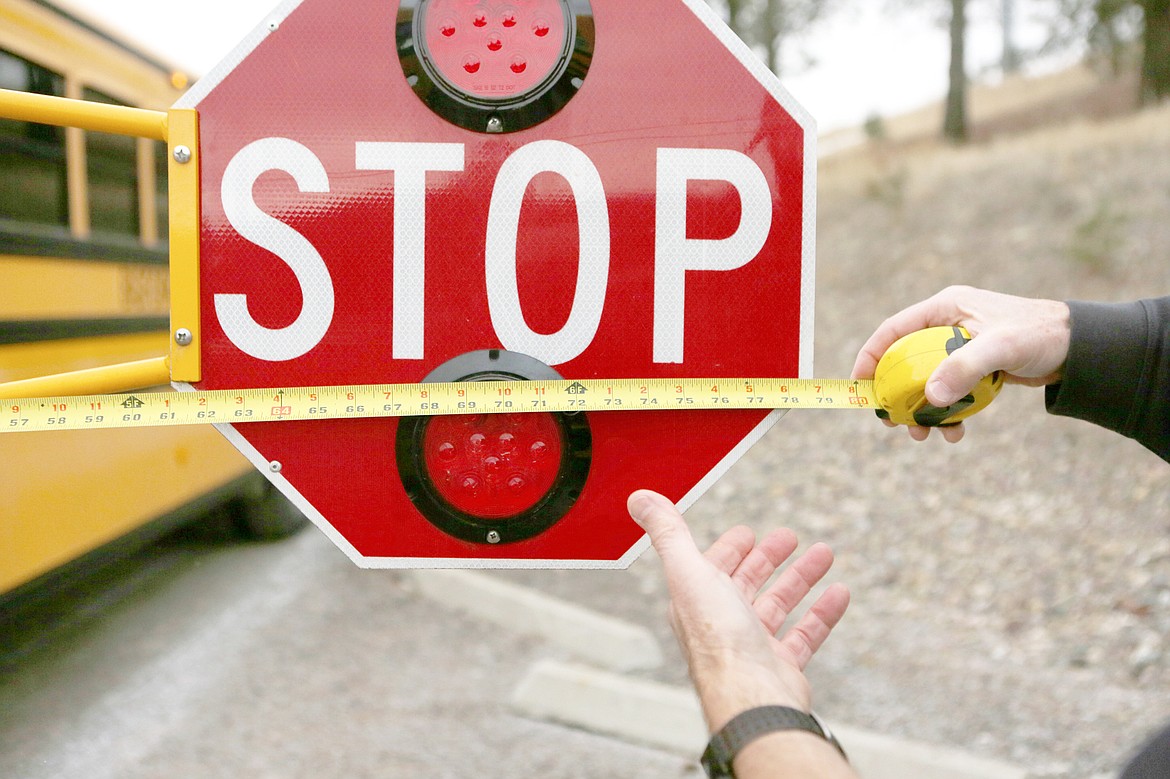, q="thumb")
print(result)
[926,335,1002,407]
[628,490,698,565]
